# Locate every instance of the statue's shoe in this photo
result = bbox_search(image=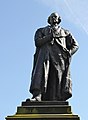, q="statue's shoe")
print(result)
[30,94,41,102]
